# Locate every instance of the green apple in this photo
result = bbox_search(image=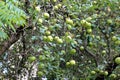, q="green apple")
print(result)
[91,71,96,75]
[80,19,86,26]
[65,36,72,43]
[93,1,97,4]
[61,50,66,55]
[38,63,45,69]
[102,50,106,55]
[47,36,53,42]
[54,36,59,41]
[104,71,108,76]
[67,24,72,30]
[57,3,62,8]
[94,68,100,72]
[70,49,76,55]
[107,19,112,24]
[80,46,84,50]
[43,36,47,41]
[28,56,36,62]
[91,34,95,38]
[38,18,43,24]
[85,22,91,28]
[52,0,57,2]
[57,38,63,44]
[99,70,104,75]
[69,60,76,65]
[45,31,51,35]
[112,36,117,41]
[39,55,46,61]
[109,74,117,78]
[66,62,70,67]
[35,6,40,12]
[66,18,73,25]
[87,28,92,33]
[88,42,93,47]
[43,12,50,19]
[115,40,120,45]
[54,5,58,10]
[115,57,120,64]
[37,71,44,77]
